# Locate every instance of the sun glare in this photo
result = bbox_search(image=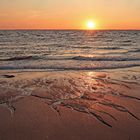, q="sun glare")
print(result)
[86,21,96,29]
